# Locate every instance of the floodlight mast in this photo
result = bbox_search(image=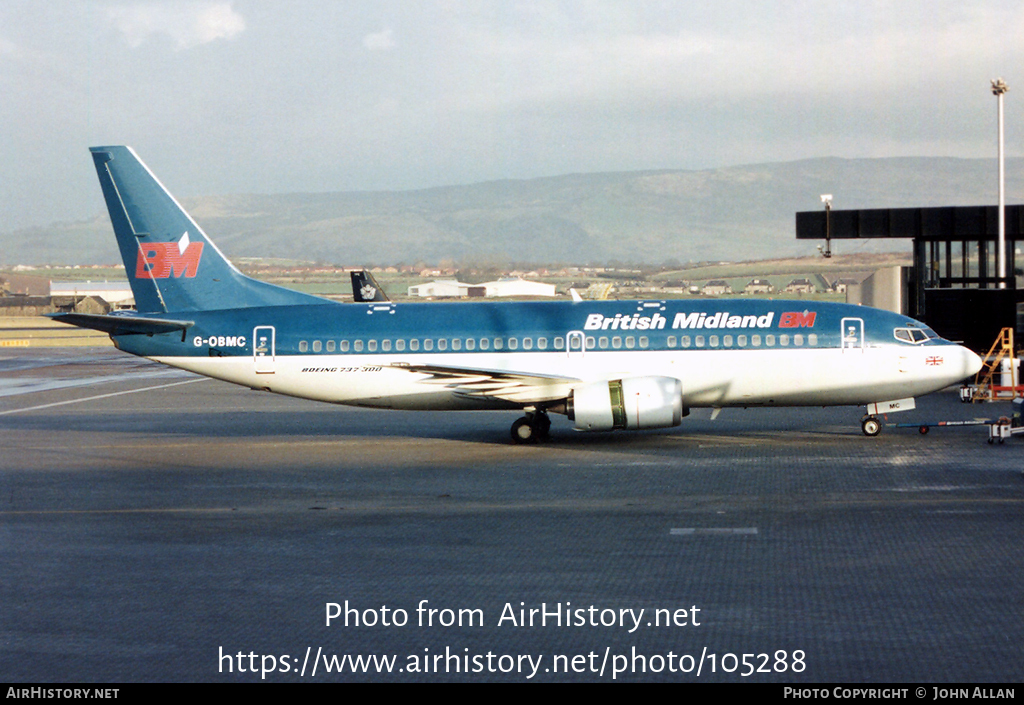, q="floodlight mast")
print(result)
[992,78,1008,289]
[819,194,833,258]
